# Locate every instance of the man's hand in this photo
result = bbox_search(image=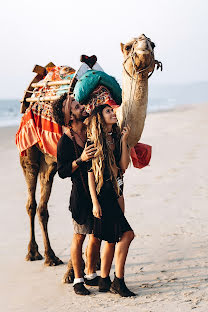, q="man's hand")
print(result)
[121,125,130,143]
[93,202,102,219]
[81,143,97,162]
